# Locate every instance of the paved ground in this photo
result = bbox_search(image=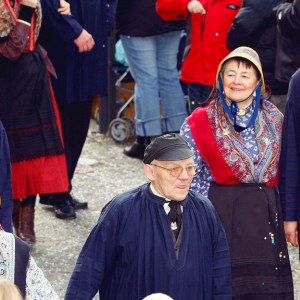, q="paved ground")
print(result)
[31,119,300,299]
